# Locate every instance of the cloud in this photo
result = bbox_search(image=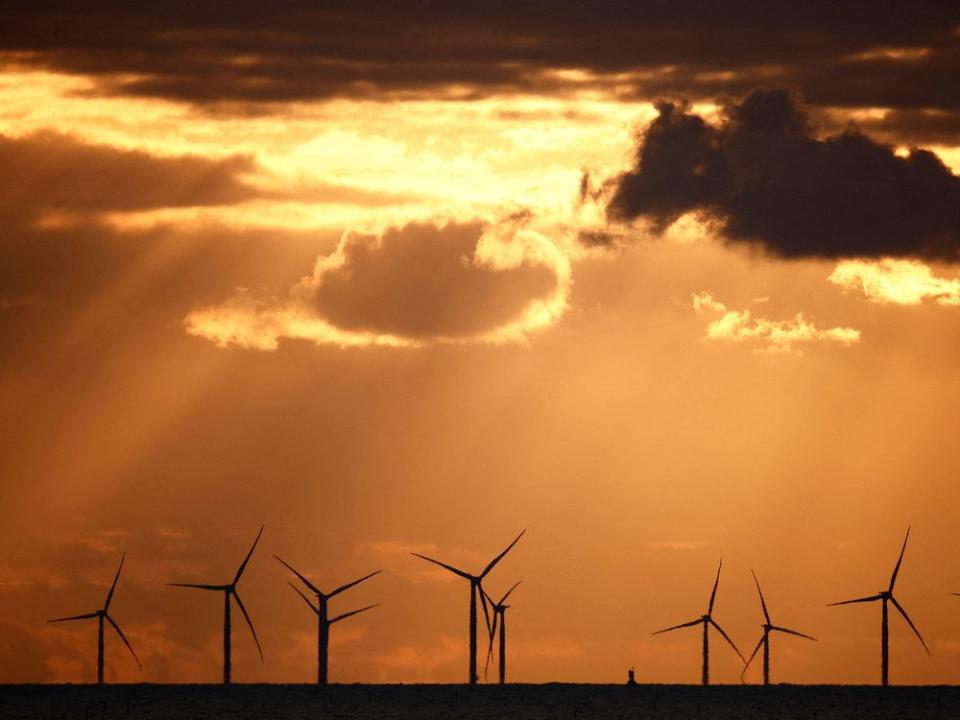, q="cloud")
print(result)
[372,635,462,681]
[0,619,88,683]
[186,217,571,350]
[3,4,959,117]
[607,90,960,260]
[829,258,960,305]
[692,291,860,354]
[0,131,258,223]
